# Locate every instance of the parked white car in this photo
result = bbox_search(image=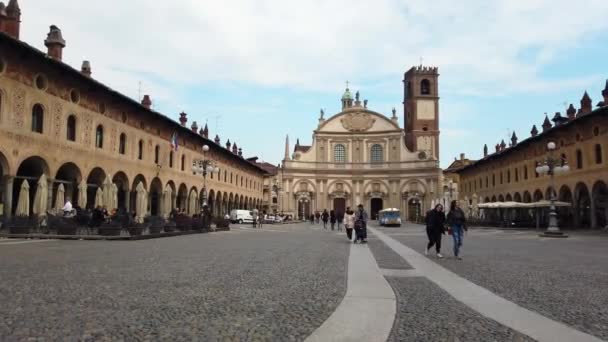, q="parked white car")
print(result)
[230,209,253,224]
